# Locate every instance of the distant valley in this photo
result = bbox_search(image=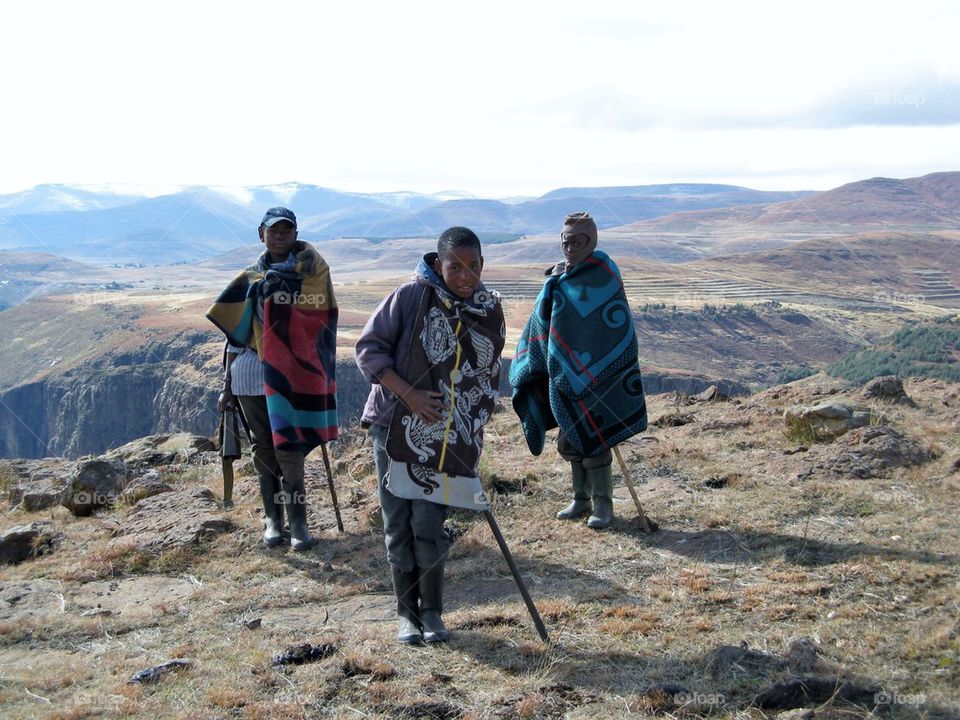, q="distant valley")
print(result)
[0,172,958,458]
